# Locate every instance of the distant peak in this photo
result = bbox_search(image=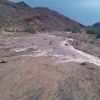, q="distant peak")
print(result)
[16,1,29,6]
[93,22,100,28]
[16,1,31,9]
[34,7,49,9]
[17,1,26,4]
